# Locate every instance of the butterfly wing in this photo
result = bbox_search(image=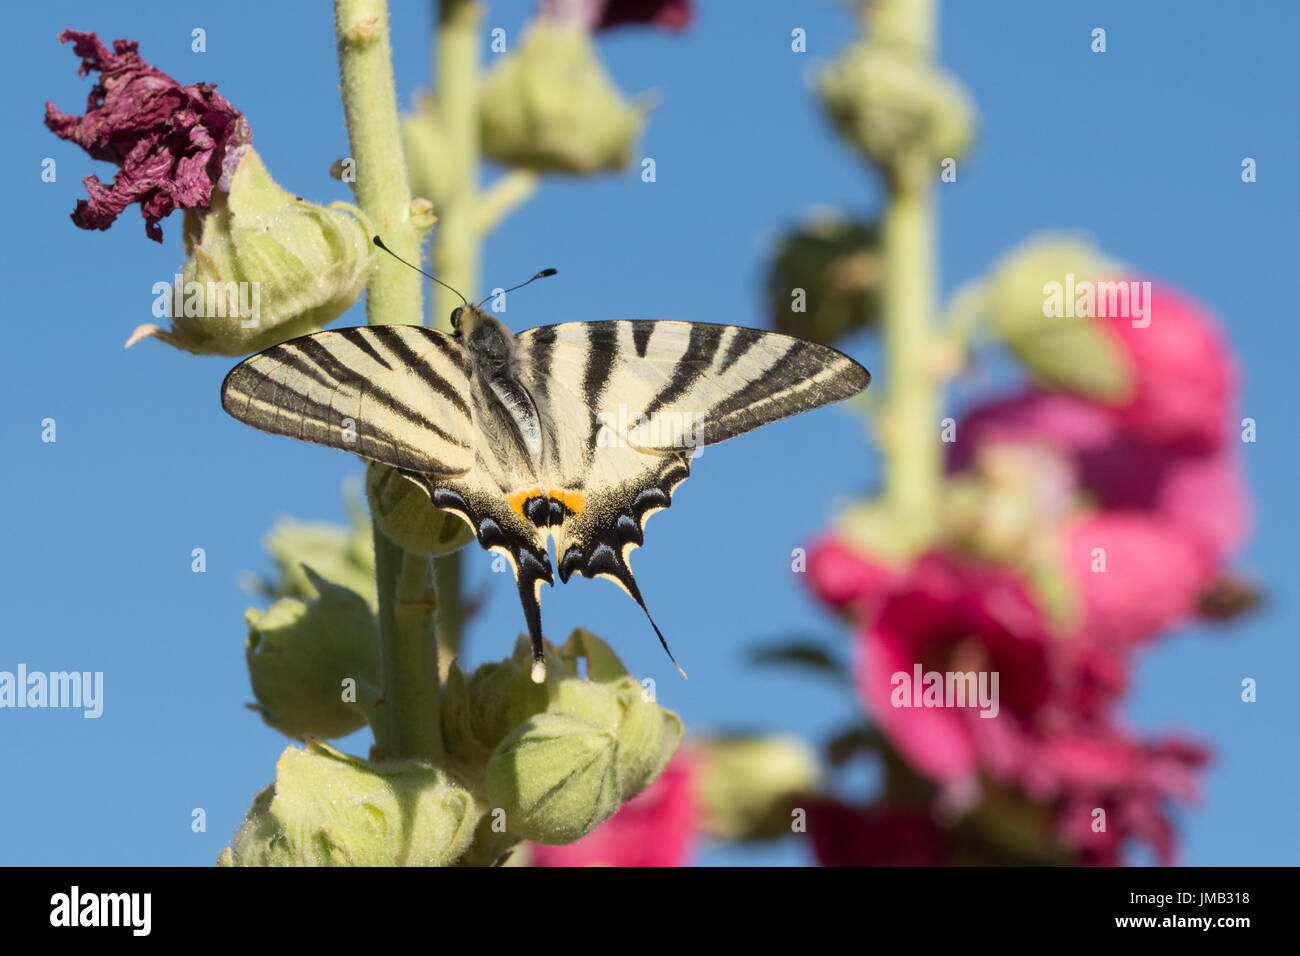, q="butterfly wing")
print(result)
[515,320,869,672]
[220,326,476,476]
